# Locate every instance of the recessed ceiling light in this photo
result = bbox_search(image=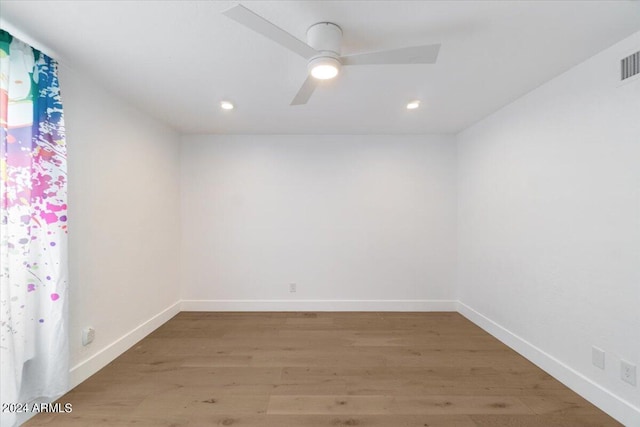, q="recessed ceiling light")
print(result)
[406,100,421,110]
[220,101,234,110]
